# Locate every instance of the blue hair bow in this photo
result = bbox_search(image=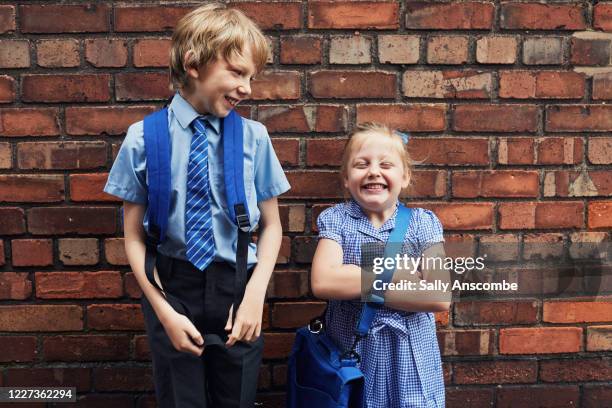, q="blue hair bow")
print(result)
[396,131,410,145]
